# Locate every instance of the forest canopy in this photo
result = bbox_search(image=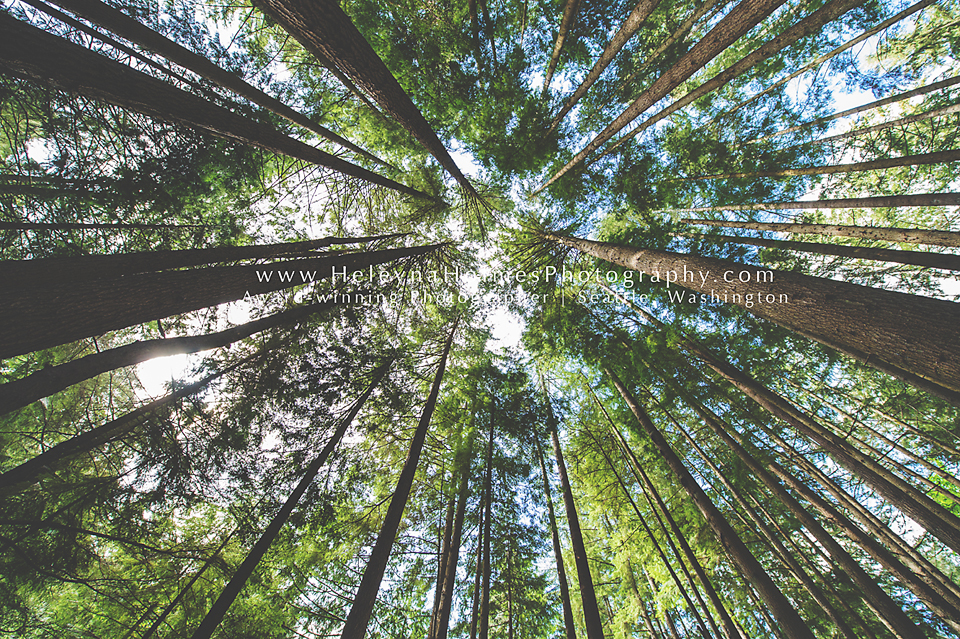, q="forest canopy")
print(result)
[1,0,959,637]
